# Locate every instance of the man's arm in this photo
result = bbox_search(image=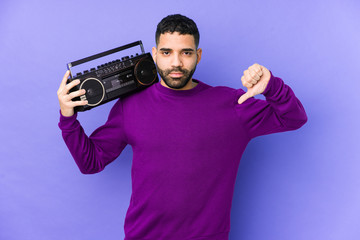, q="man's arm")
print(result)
[235,64,307,138]
[57,71,127,174]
